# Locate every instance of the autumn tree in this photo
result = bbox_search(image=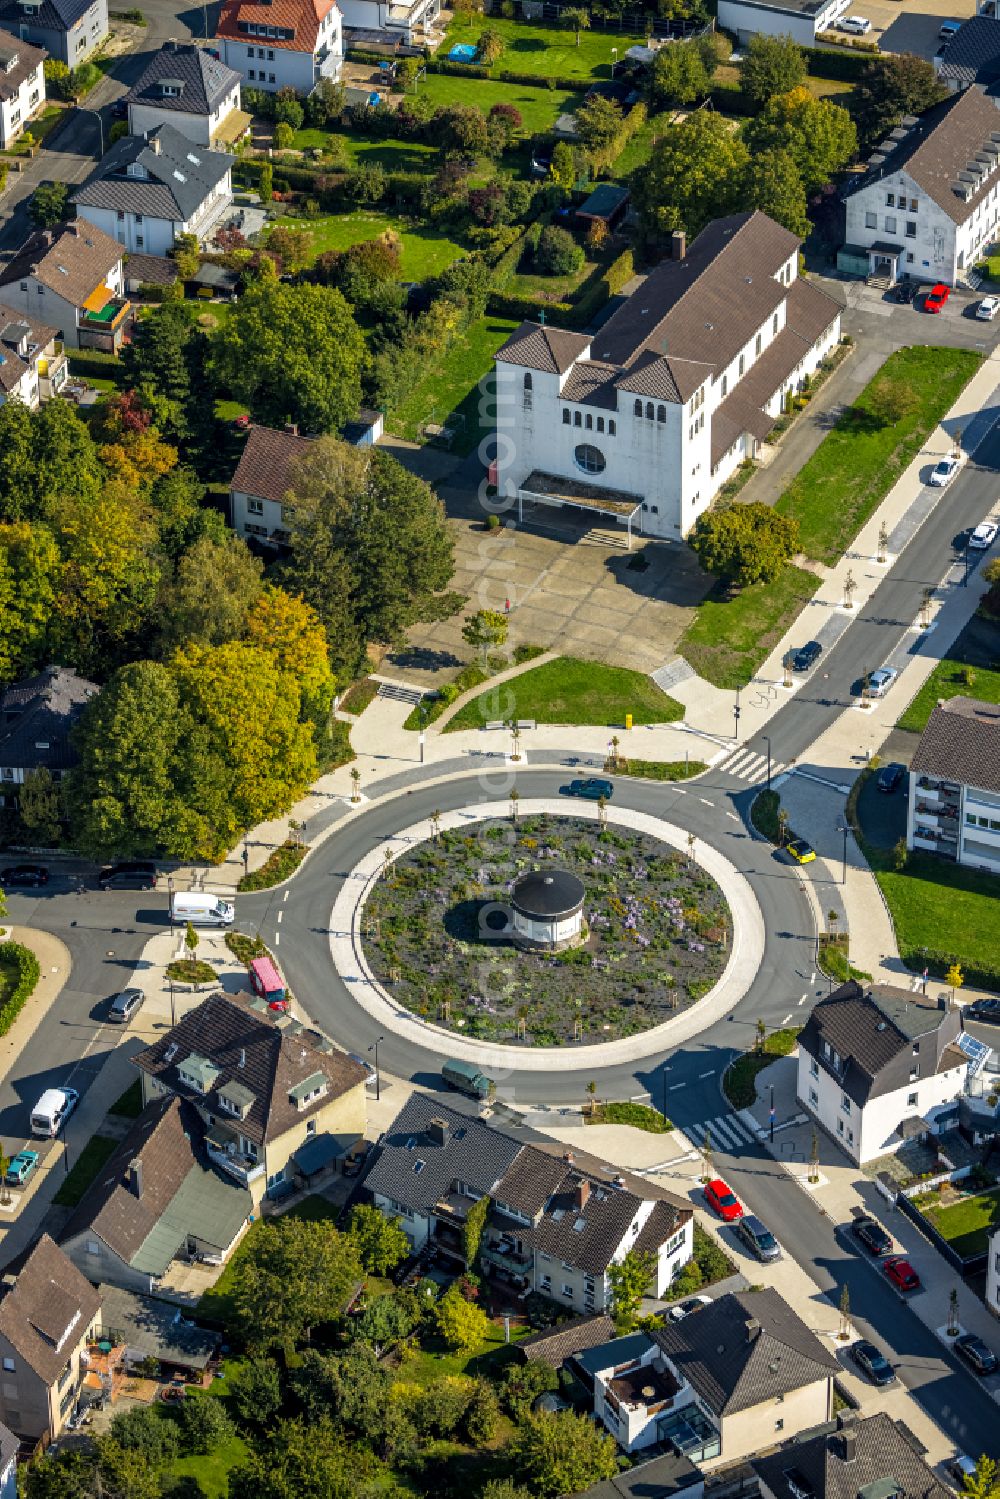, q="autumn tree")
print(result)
[232,1217,364,1352]
[742,147,809,237]
[746,87,857,196]
[462,608,509,666]
[574,93,624,160]
[435,1284,489,1352]
[0,399,100,523]
[690,503,799,589]
[649,38,713,107]
[0,521,60,680]
[510,1410,619,1498]
[348,1203,411,1274]
[960,1455,1000,1499]
[156,532,264,654]
[608,1248,655,1332]
[637,111,750,241]
[739,33,806,107]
